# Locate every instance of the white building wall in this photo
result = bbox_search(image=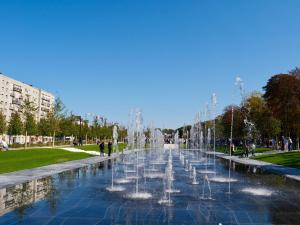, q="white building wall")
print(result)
[0,73,55,122]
